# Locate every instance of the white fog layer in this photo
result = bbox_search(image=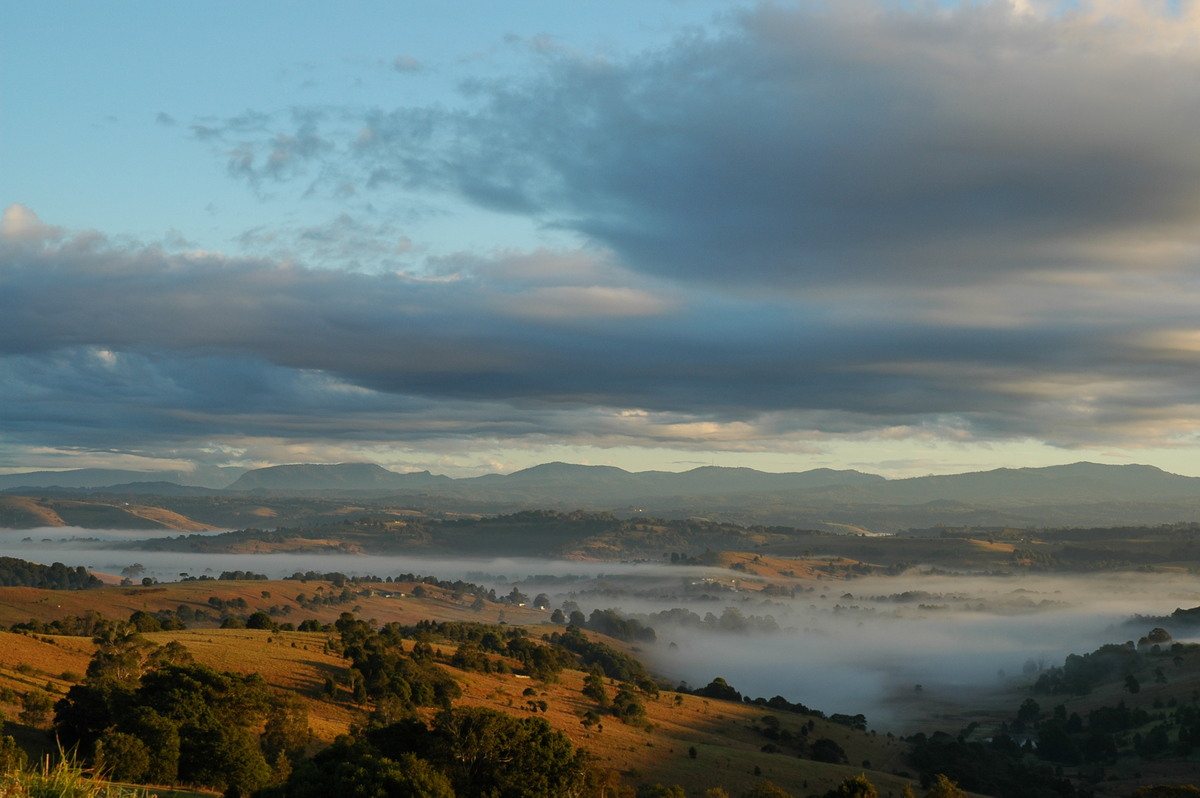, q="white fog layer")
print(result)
[8,529,1199,729]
